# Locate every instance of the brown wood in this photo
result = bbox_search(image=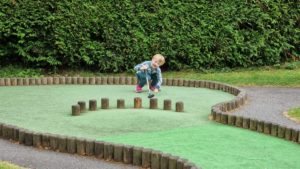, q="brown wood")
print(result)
[117,99,125,109]
[150,98,158,109]
[163,100,172,110]
[134,97,142,109]
[101,98,109,109]
[176,102,184,112]
[78,101,86,113]
[72,105,80,116]
[89,100,97,111]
